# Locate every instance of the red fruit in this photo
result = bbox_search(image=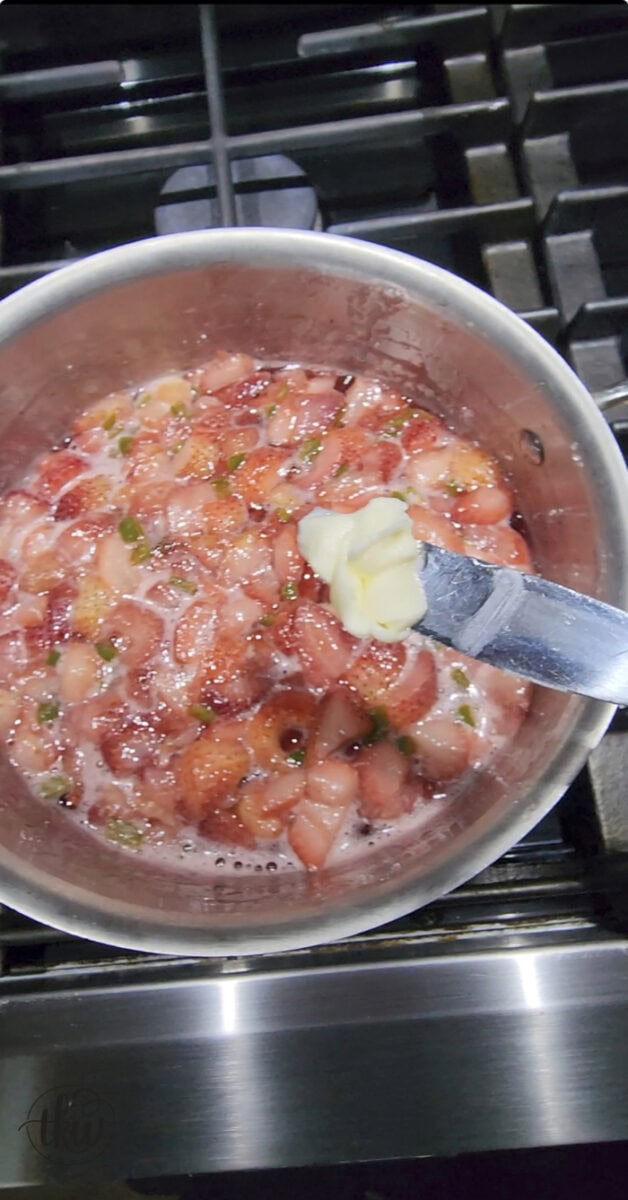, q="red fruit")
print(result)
[462,525,532,570]
[287,795,348,869]
[347,643,437,728]
[196,639,268,717]
[267,389,342,447]
[357,741,414,820]
[234,447,288,506]
[400,413,442,454]
[0,559,16,604]
[177,732,250,820]
[199,807,256,849]
[291,601,358,688]
[53,475,112,520]
[35,451,88,500]
[249,689,318,772]
[452,484,513,526]
[173,601,218,664]
[102,601,163,669]
[215,369,273,410]
[101,715,160,777]
[311,690,371,760]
